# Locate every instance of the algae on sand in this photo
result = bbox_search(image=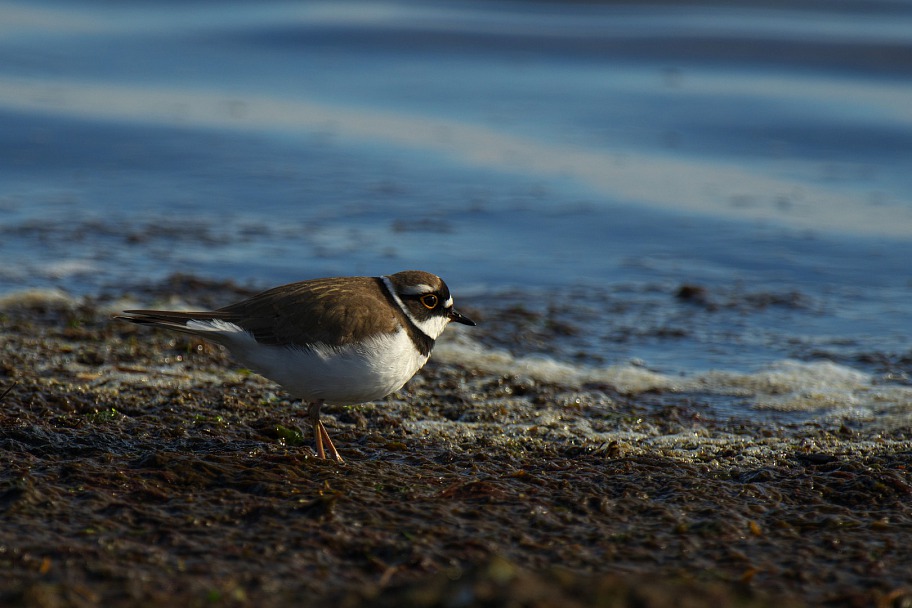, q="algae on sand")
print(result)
[0,286,910,607]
